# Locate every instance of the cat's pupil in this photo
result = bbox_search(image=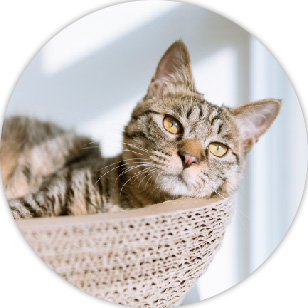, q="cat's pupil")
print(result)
[217,145,221,151]
[171,121,177,127]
